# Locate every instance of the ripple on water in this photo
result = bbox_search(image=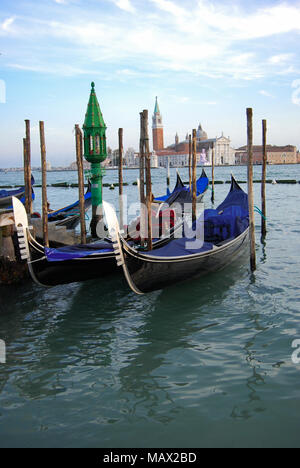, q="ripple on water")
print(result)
[1,167,300,447]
